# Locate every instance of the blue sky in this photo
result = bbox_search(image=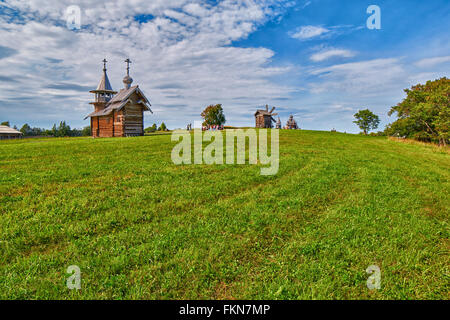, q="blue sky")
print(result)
[0,0,449,132]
